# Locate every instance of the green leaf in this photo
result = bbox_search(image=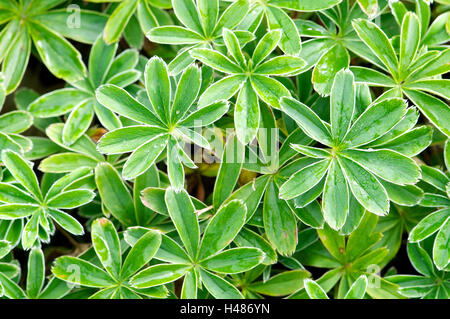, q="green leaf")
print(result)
[352,19,399,79]
[323,158,349,230]
[181,268,197,299]
[28,89,90,118]
[250,74,291,109]
[0,272,26,299]
[199,268,243,299]
[404,89,450,137]
[223,28,246,68]
[200,247,263,274]
[248,270,310,297]
[338,156,389,216]
[344,275,368,299]
[351,66,396,87]
[89,35,117,87]
[26,247,45,299]
[96,84,163,126]
[2,26,30,93]
[148,26,203,44]
[39,153,97,173]
[213,134,244,210]
[407,242,435,277]
[165,187,199,258]
[266,6,300,55]
[104,0,138,44]
[29,22,87,83]
[48,208,84,236]
[280,97,332,146]
[264,180,298,255]
[198,200,247,260]
[121,230,161,279]
[47,189,95,209]
[35,9,107,44]
[172,0,203,34]
[252,29,282,66]
[0,204,38,219]
[178,100,229,127]
[344,98,407,148]
[399,13,420,79]
[52,256,115,288]
[409,208,450,242]
[170,64,201,123]
[0,240,11,259]
[279,159,331,200]
[131,264,190,288]
[145,57,171,122]
[235,79,259,144]
[0,182,39,204]
[95,162,136,226]
[304,279,329,299]
[198,75,245,107]
[330,68,355,143]
[2,150,41,200]
[312,44,349,96]
[234,227,277,265]
[91,218,121,279]
[341,149,421,185]
[98,125,166,154]
[122,134,168,180]
[190,48,242,74]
